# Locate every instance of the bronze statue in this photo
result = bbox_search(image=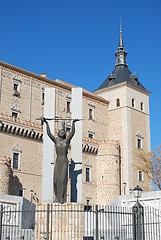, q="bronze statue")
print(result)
[42,117,79,203]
